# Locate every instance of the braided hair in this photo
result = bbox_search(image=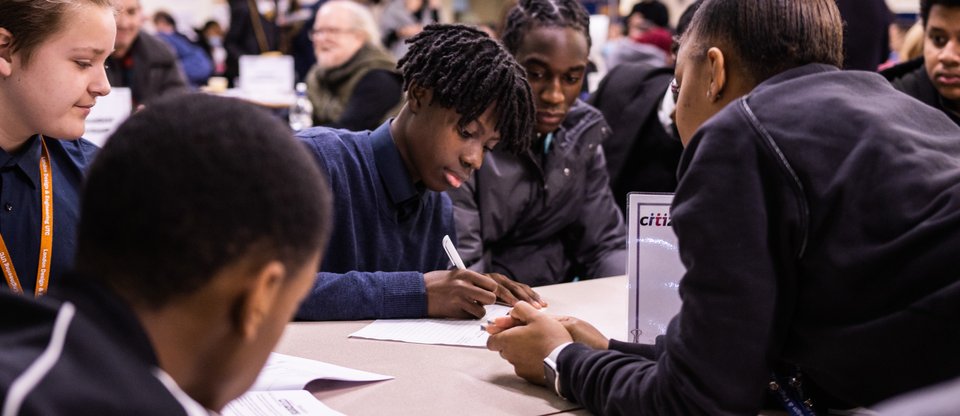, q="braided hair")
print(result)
[500,0,592,55]
[398,24,535,154]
